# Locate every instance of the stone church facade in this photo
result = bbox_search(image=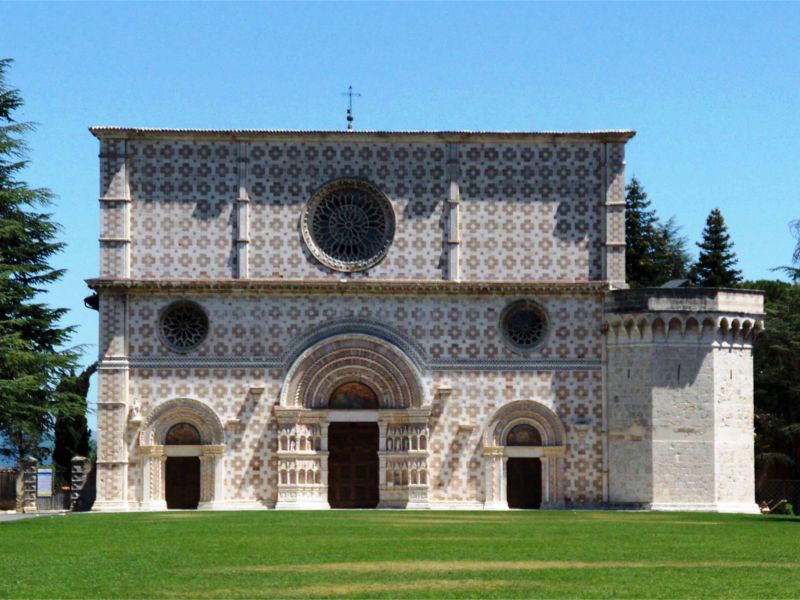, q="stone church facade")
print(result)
[88,127,763,513]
